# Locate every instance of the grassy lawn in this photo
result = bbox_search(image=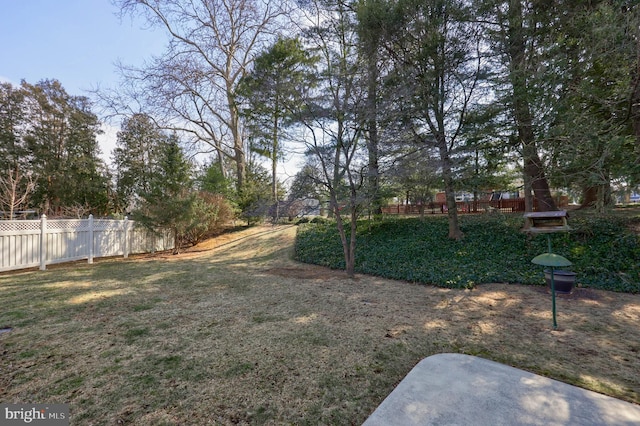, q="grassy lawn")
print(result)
[1,224,639,425]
